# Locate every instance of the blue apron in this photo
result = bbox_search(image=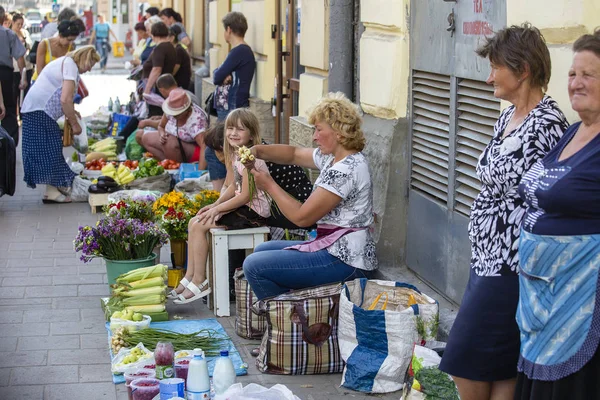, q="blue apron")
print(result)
[517,230,600,381]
